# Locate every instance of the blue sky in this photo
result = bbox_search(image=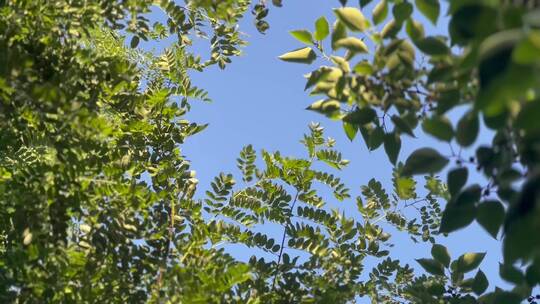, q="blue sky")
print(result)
[175,0,508,293]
